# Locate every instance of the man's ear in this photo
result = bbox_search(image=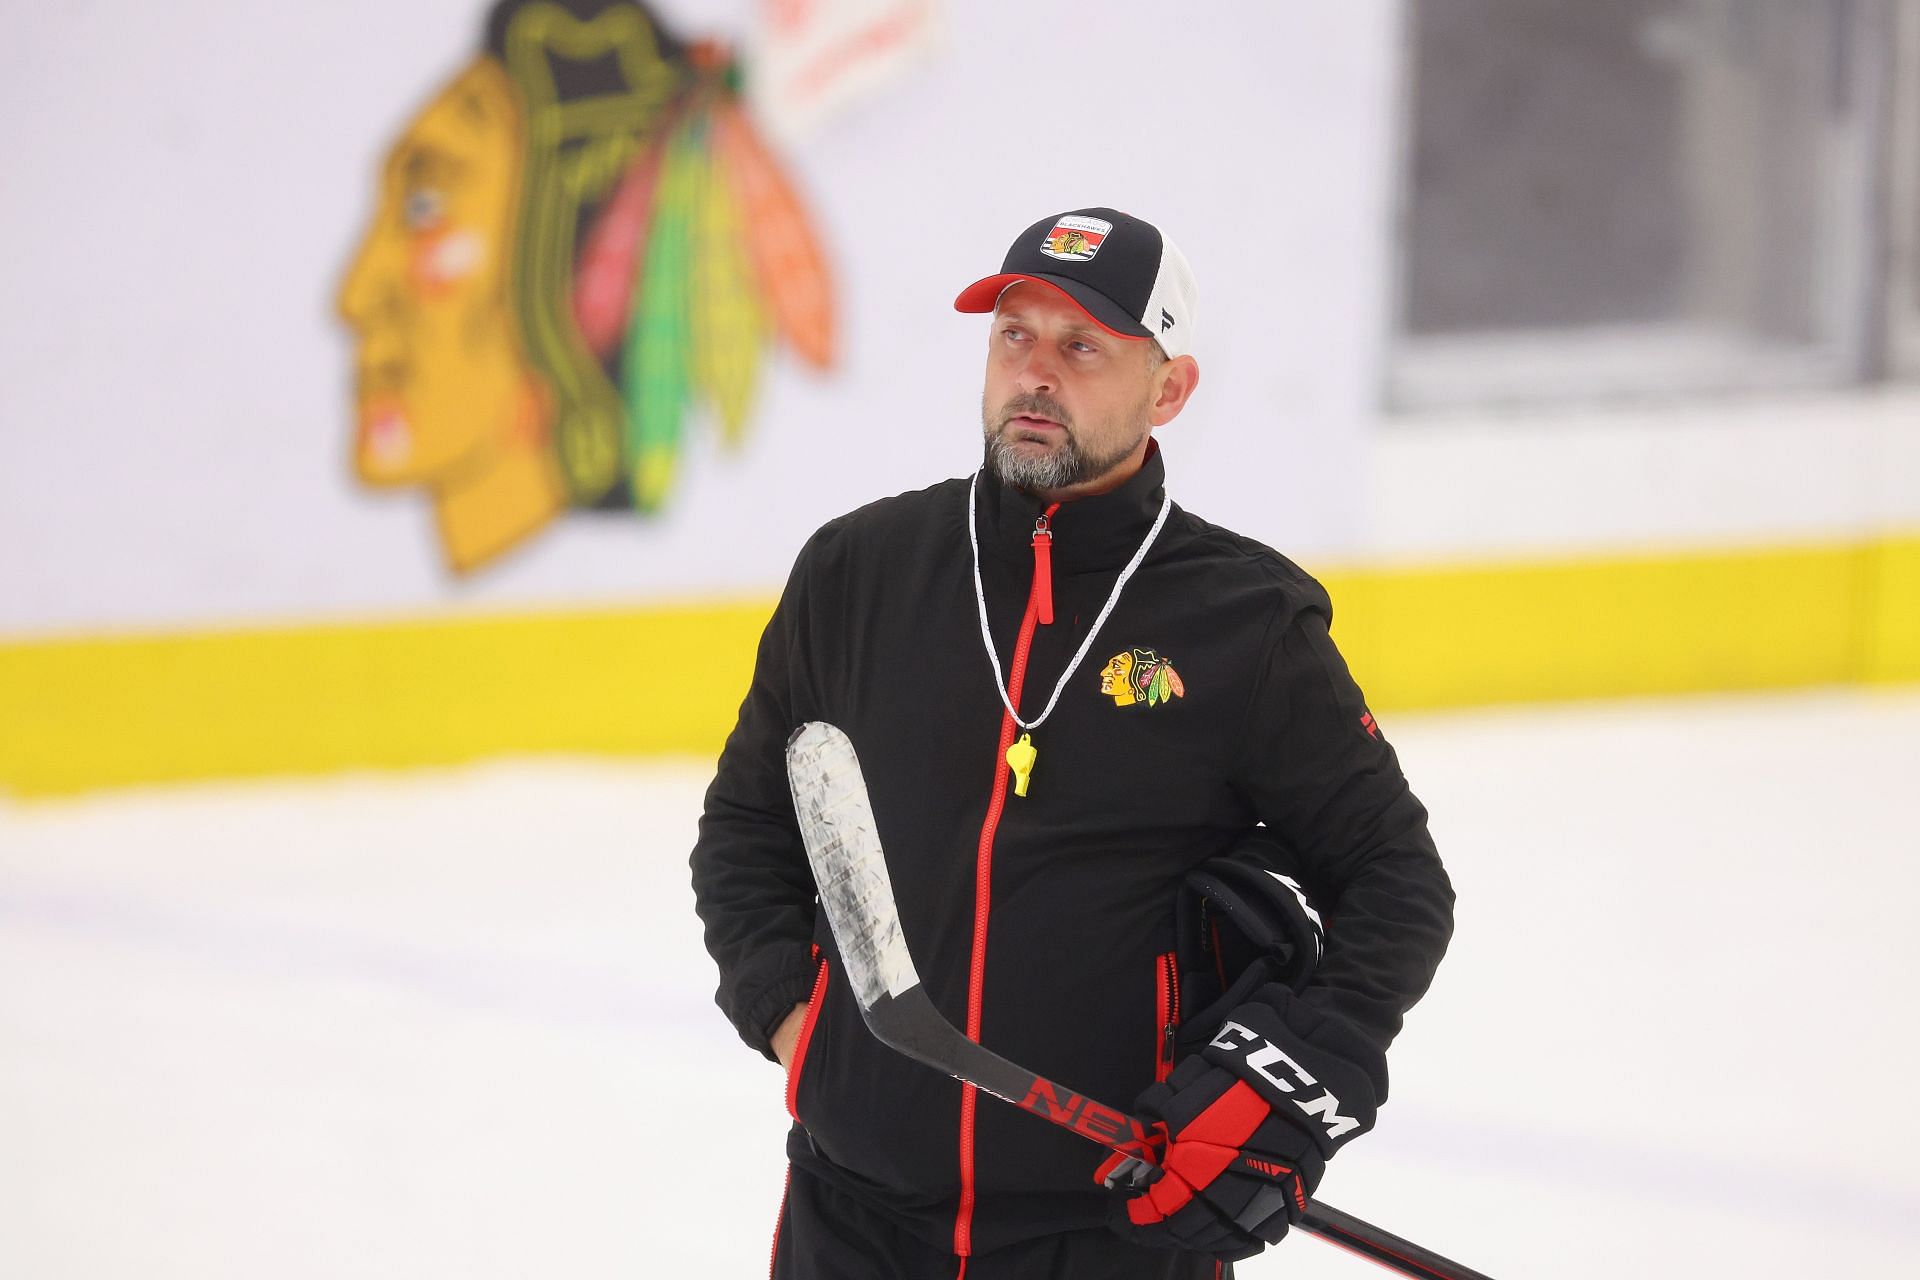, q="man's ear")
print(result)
[1148,355,1200,427]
